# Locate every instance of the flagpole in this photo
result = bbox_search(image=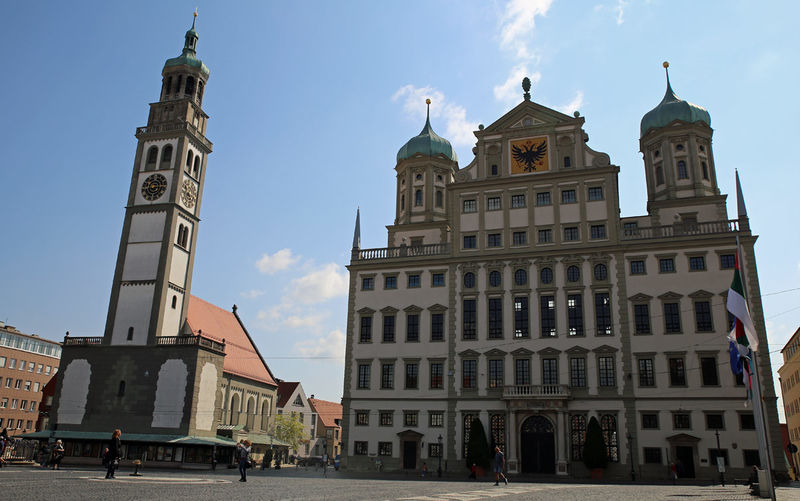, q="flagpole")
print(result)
[736,234,776,500]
